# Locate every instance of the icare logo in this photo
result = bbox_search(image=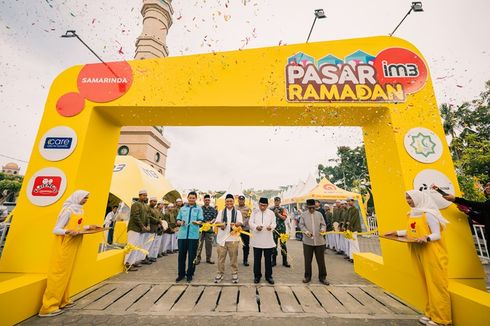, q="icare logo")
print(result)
[44,137,73,149]
[31,176,62,196]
